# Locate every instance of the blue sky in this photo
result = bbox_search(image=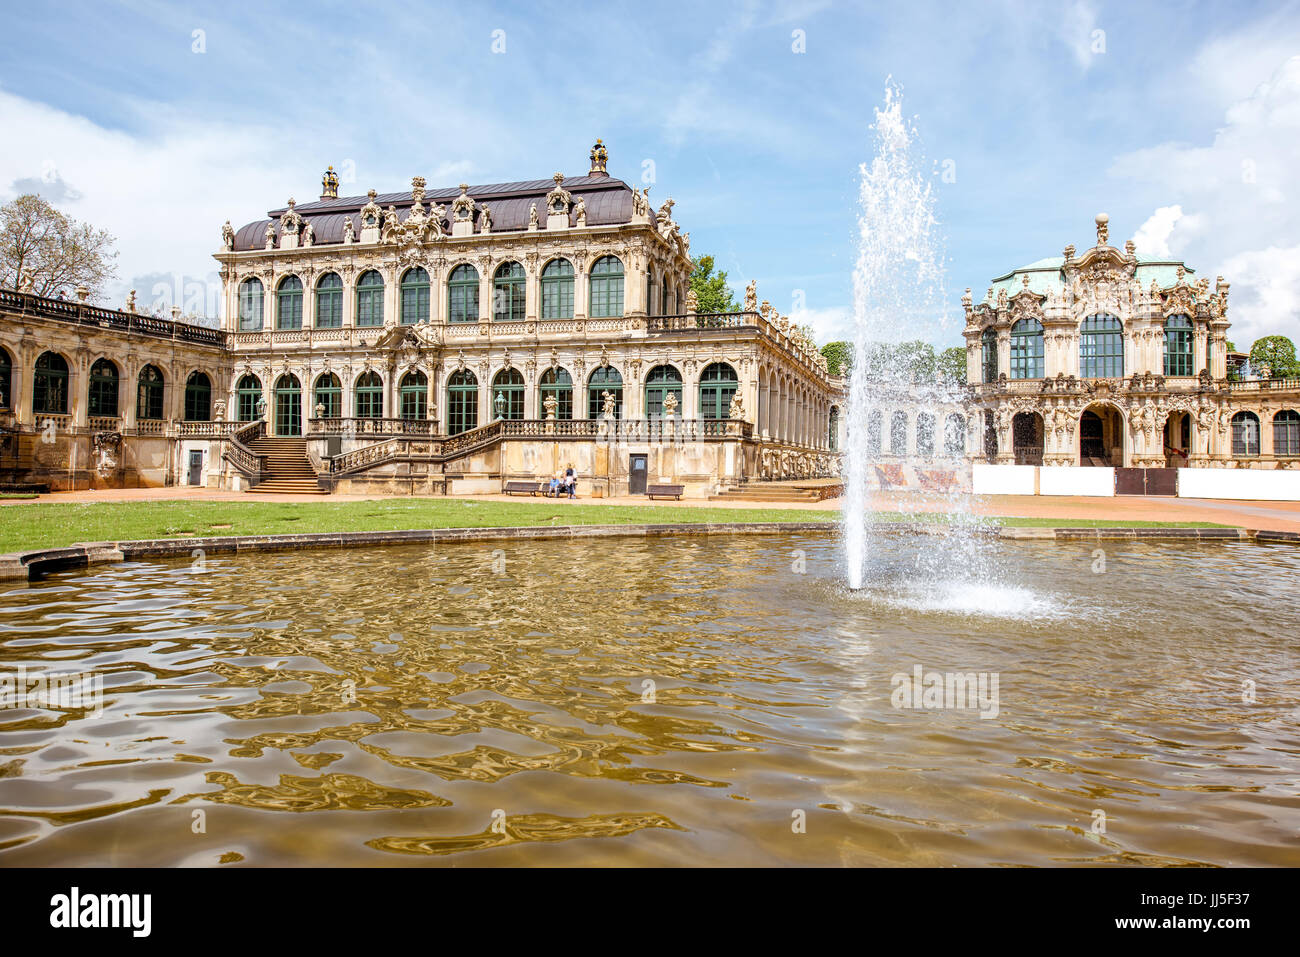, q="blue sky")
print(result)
[2,0,1299,348]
